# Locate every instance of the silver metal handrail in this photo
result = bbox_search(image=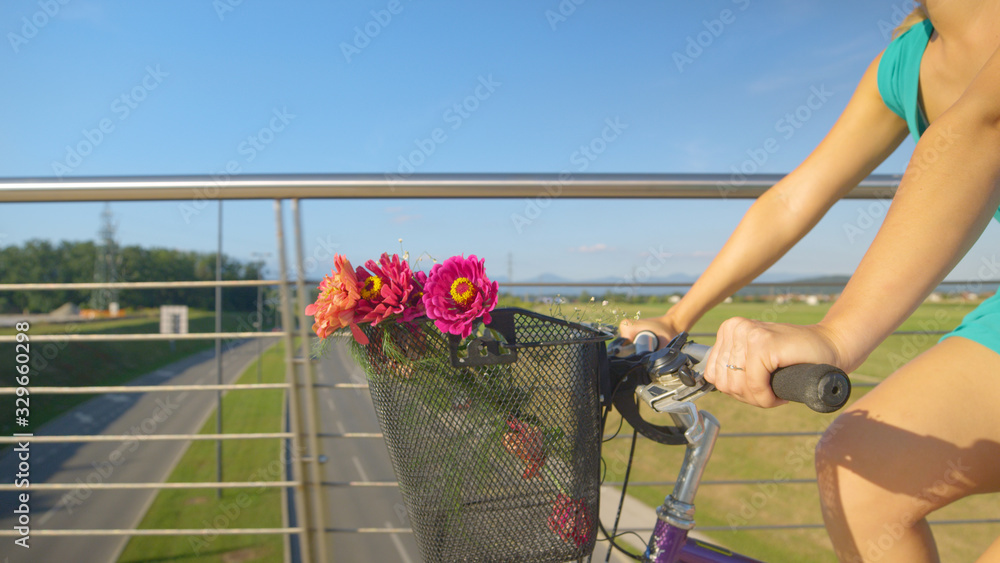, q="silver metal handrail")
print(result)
[0,172,901,201]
